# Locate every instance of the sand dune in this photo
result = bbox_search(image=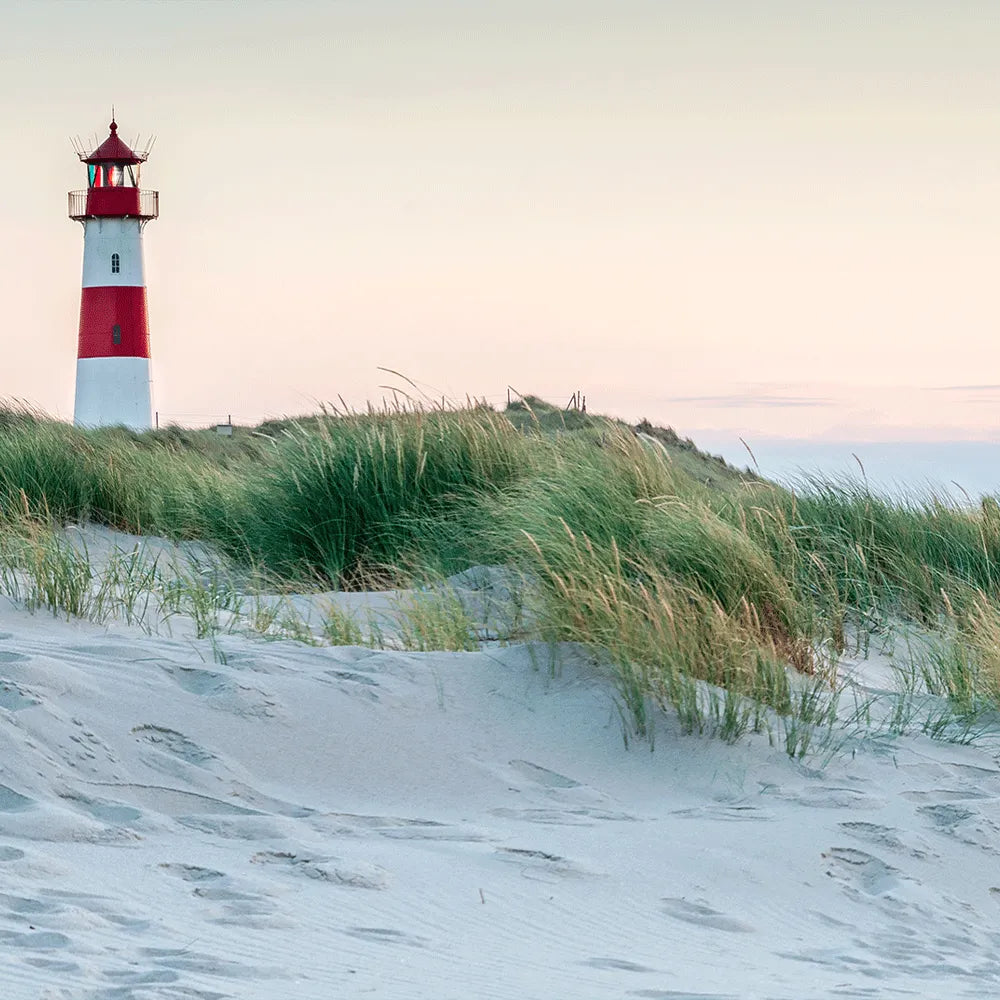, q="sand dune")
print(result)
[2,545,1000,997]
